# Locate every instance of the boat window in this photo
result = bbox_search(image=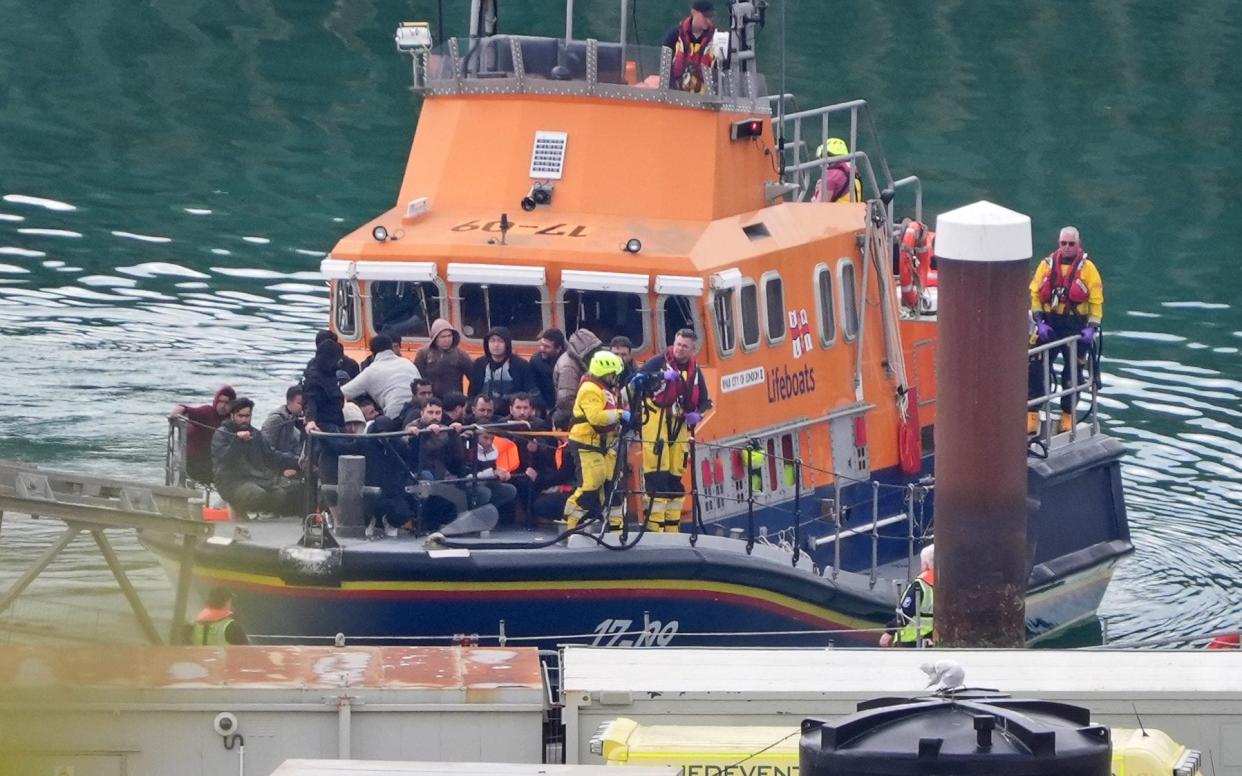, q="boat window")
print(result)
[763,272,786,343]
[712,288,737,356]
[738,281,760,351]
[459,283,547,341]
[561,289,647,350]
[659,294,701,349]
[814,263,837,346]
[369,280,443,339]
[840,261,859,340]
[333,280,359,339]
